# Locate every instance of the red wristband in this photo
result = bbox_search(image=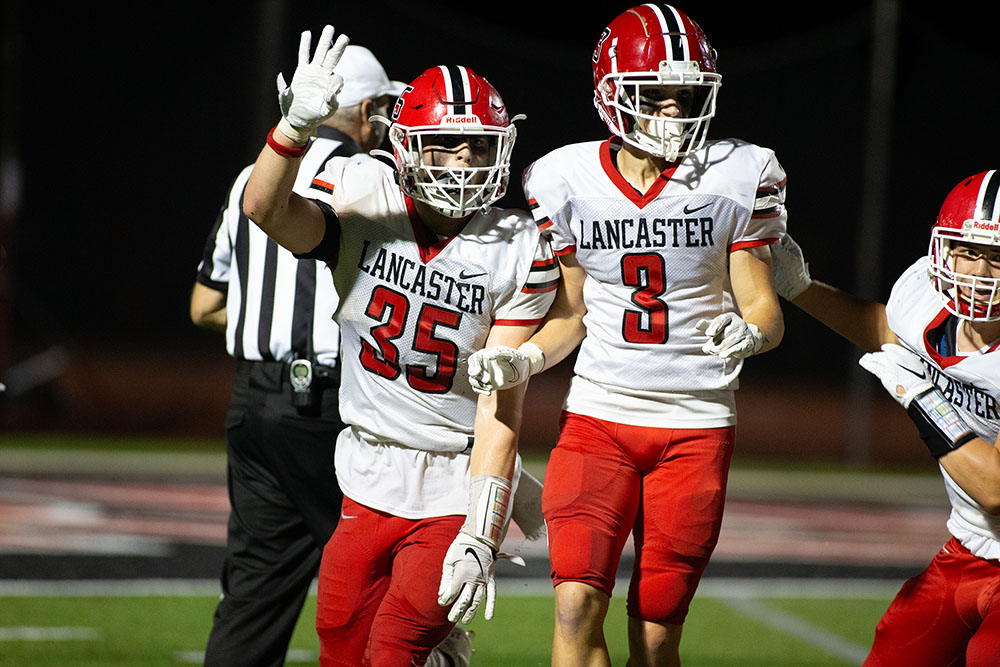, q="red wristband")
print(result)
[266,126,309,158]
